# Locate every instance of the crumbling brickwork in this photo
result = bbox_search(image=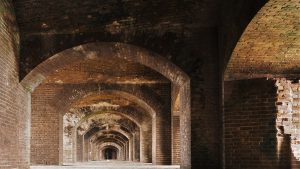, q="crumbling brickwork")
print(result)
[225,78,300,169]
[276,79,300,168]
